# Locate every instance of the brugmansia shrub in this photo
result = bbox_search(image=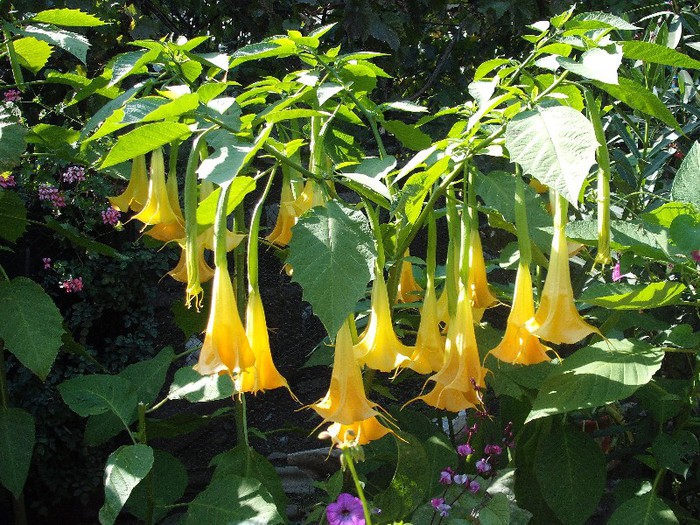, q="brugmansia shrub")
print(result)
[1,3,699,524]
